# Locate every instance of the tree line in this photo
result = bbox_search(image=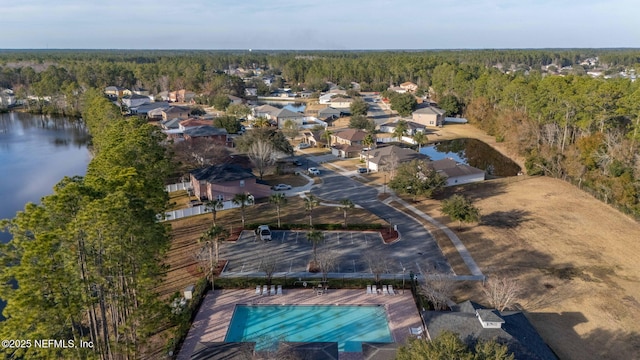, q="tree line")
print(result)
[0,90,172,359]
